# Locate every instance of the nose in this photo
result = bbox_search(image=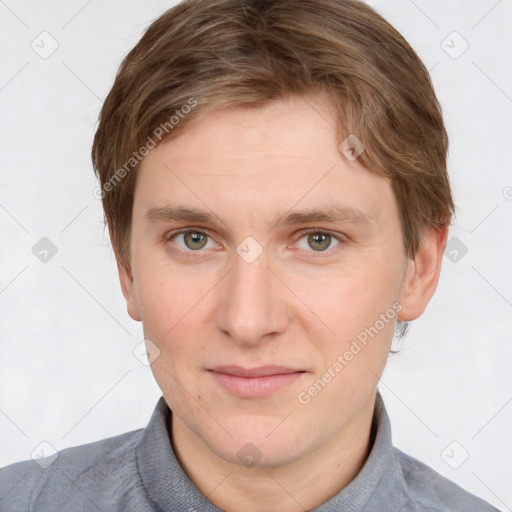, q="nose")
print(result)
[215,250,290,347]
